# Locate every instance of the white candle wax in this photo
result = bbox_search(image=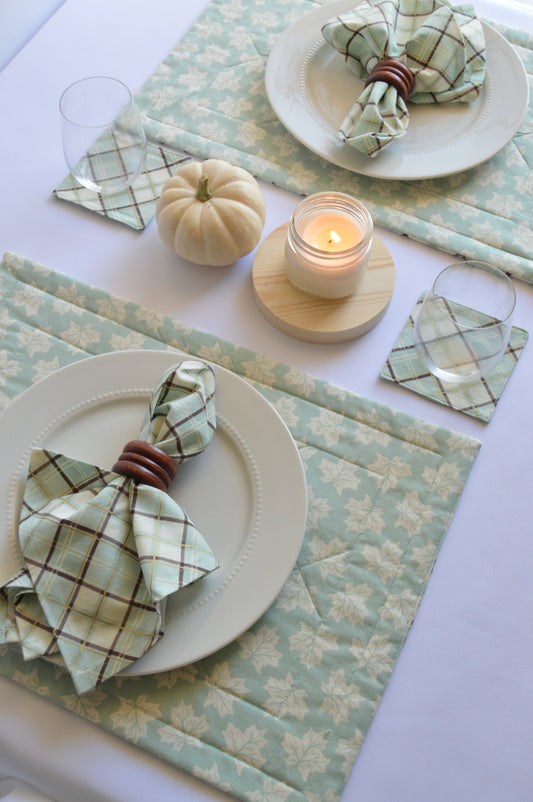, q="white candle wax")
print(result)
[285,192,373,299]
